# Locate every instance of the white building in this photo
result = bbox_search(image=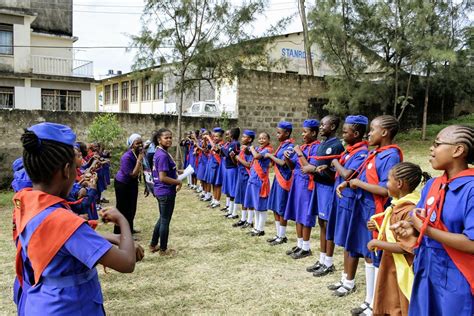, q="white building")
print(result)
[0,1,96,111]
